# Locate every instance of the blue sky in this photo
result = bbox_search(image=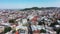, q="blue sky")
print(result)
[0,0,60,9]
